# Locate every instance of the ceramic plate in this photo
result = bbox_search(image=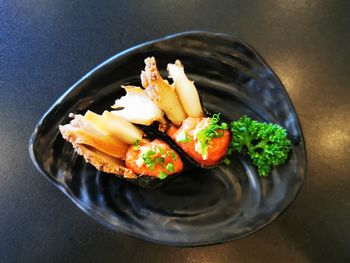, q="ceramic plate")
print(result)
[29,31,306,246]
